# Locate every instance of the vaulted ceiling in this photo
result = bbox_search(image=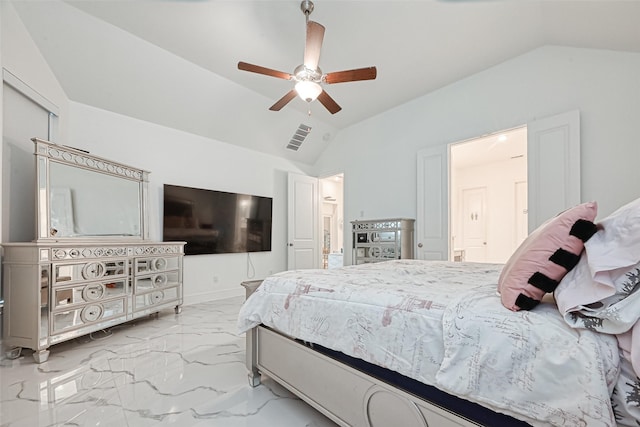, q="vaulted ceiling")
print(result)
[11,0,640,165]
